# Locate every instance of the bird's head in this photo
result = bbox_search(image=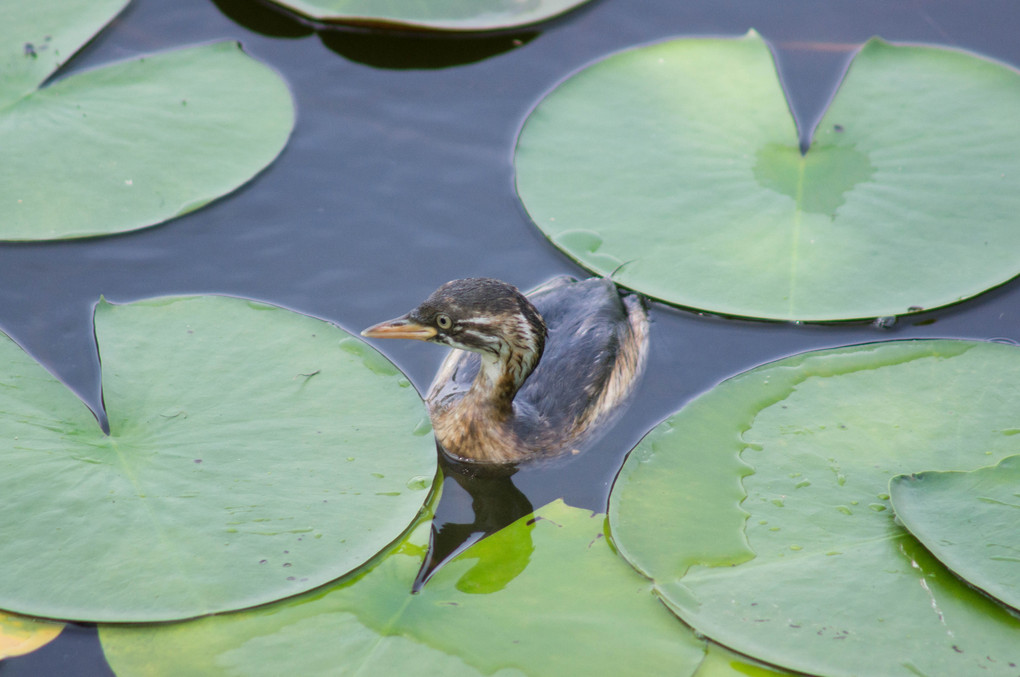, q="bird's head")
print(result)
[362,278,547,370]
